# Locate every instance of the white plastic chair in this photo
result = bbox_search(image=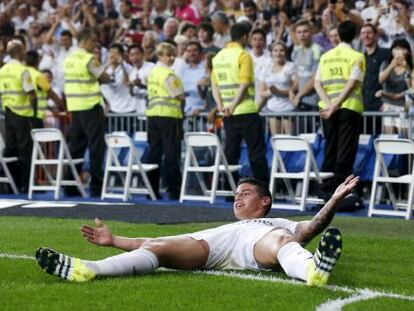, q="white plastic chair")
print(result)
[269,135,334,211]
[180,132,241,204]
[101,132,158,201]
[368,138,414,220]
[0,133,18,194]
[29,128,87,199]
